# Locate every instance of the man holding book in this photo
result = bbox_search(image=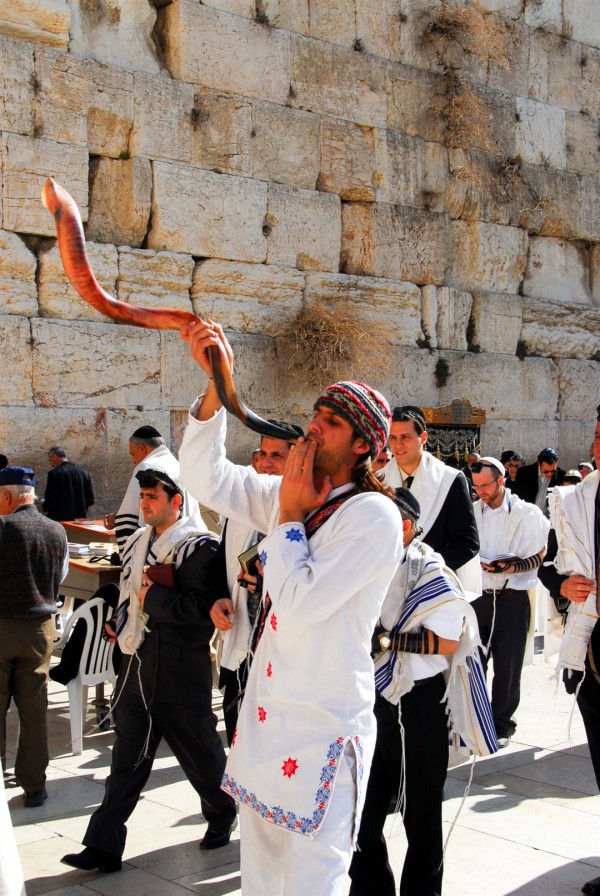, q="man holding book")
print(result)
[62,467,236,874]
